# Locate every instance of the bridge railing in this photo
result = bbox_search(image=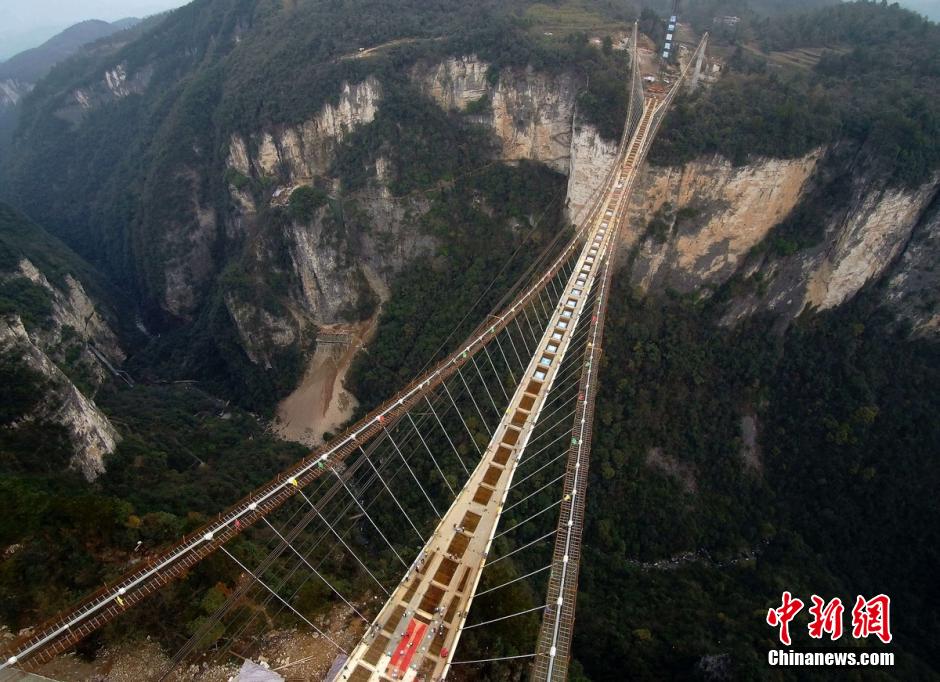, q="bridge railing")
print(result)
[623,22,645,149]
[0,104,634,675]
[2,27,710,678]
[530,31,710,682]
[1,234,587,670]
